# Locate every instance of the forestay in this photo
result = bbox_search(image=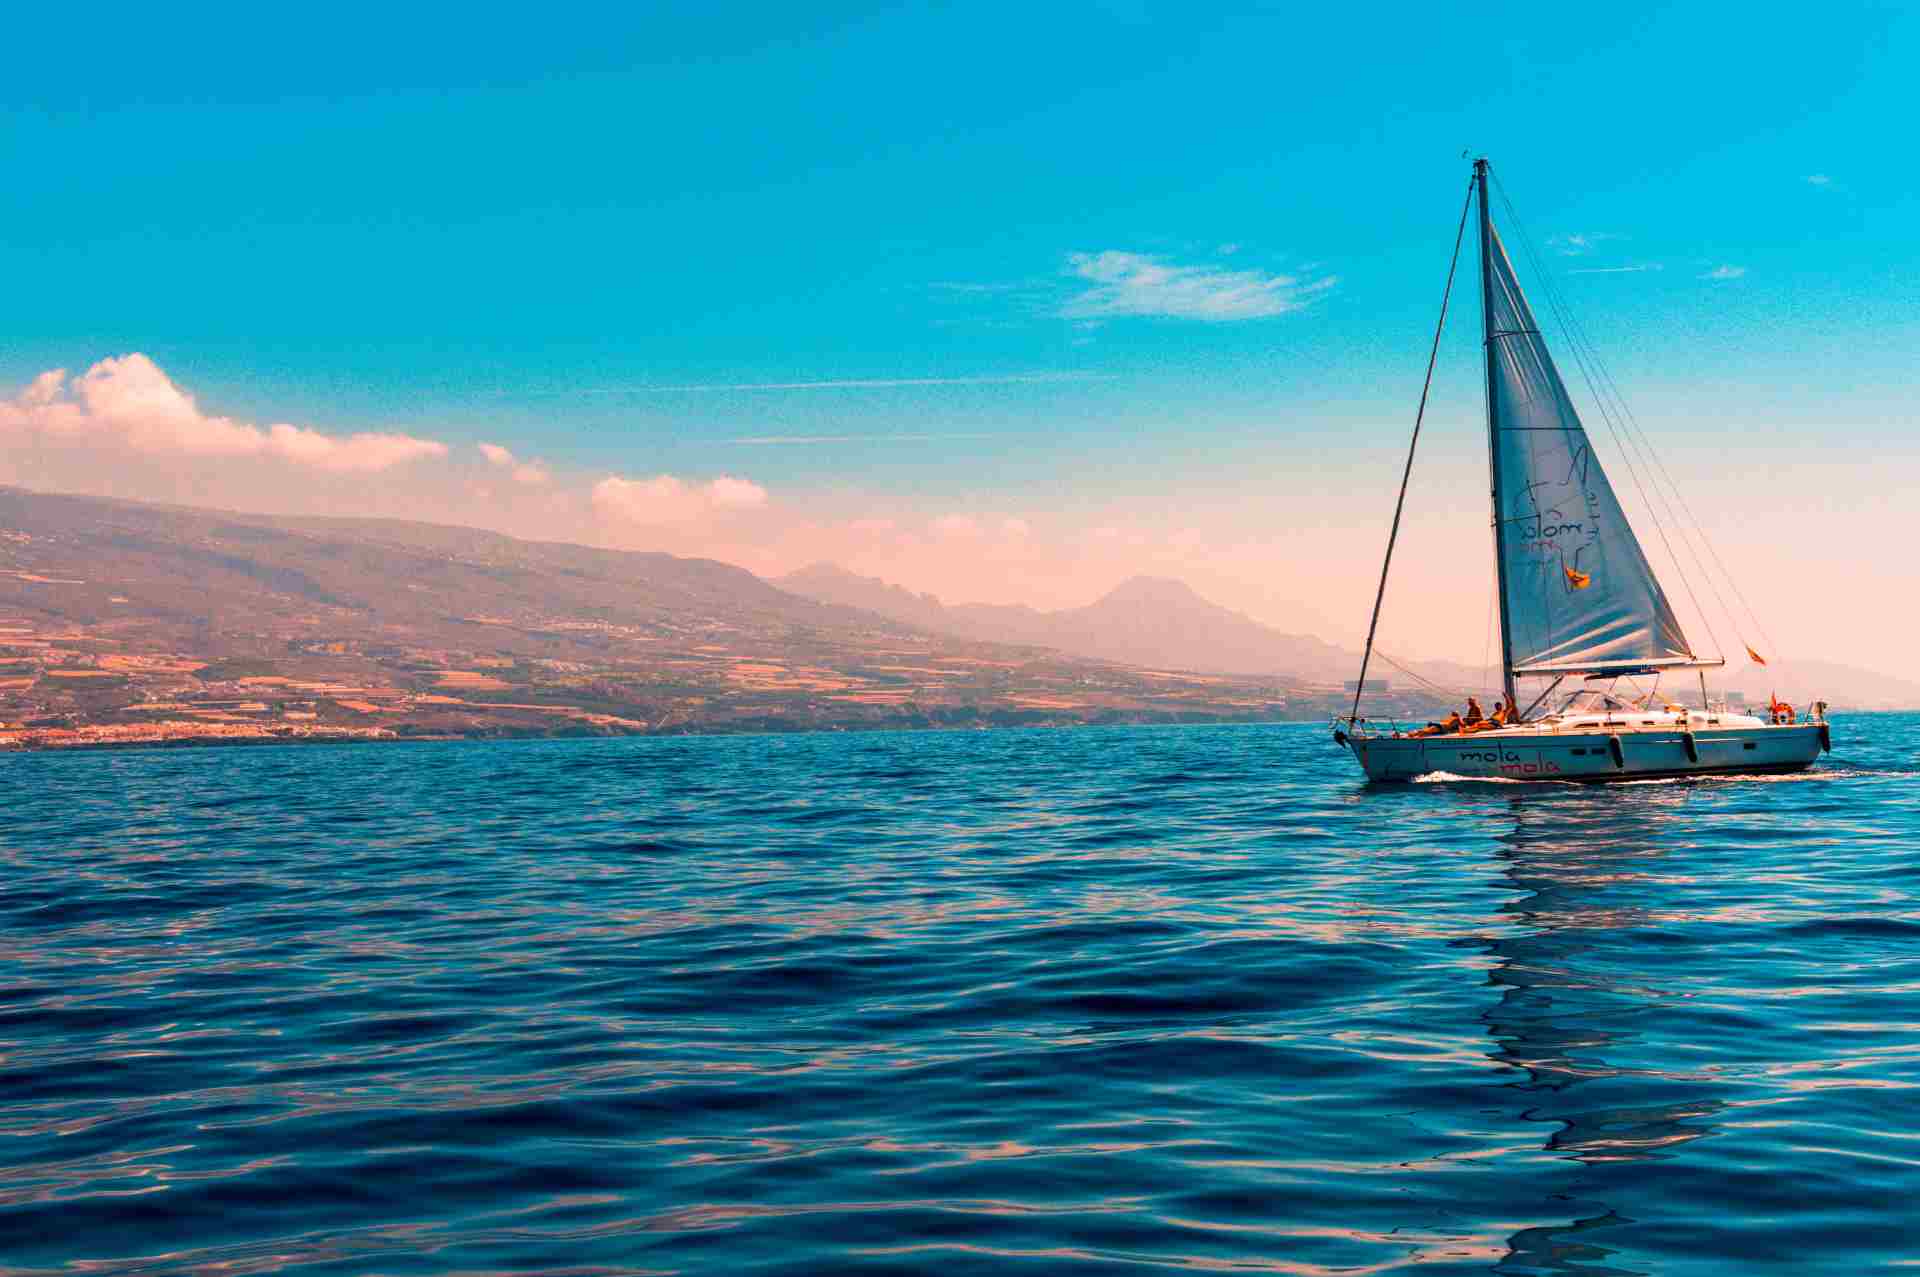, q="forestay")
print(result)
[1484,223,1695,675]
